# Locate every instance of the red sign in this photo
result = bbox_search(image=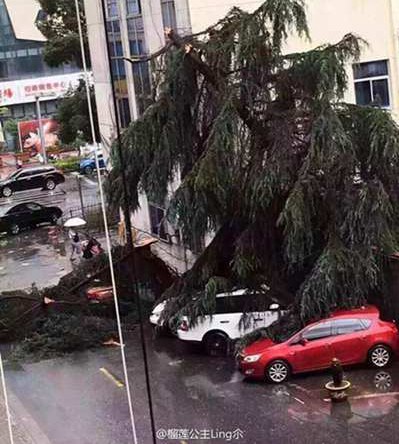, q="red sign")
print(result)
[18,119,59,156]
